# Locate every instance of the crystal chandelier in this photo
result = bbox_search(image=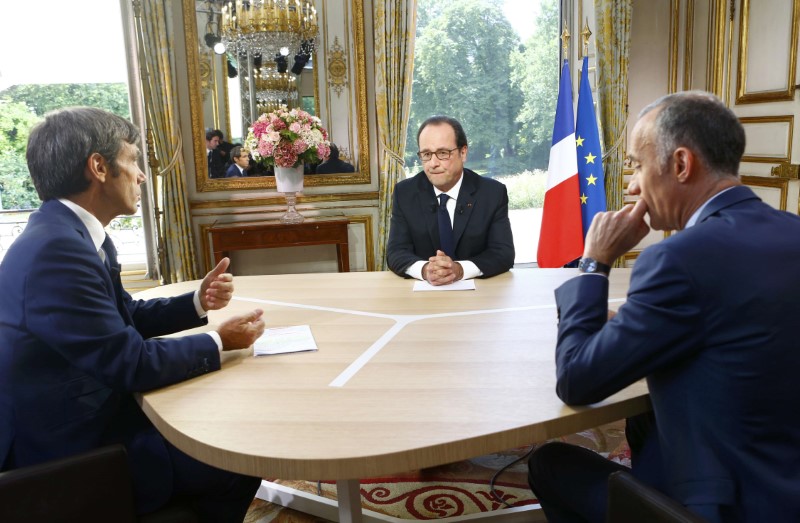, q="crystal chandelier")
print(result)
[255,63,298,109]
[220,0,318,61]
